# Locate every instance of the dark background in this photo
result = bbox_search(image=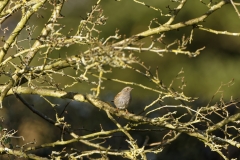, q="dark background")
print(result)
[1,0,240,159]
